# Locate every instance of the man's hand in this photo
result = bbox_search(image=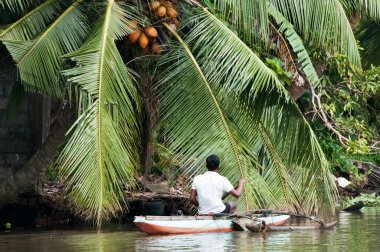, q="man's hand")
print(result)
[229,178,246,198]
[238,179,246,186]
